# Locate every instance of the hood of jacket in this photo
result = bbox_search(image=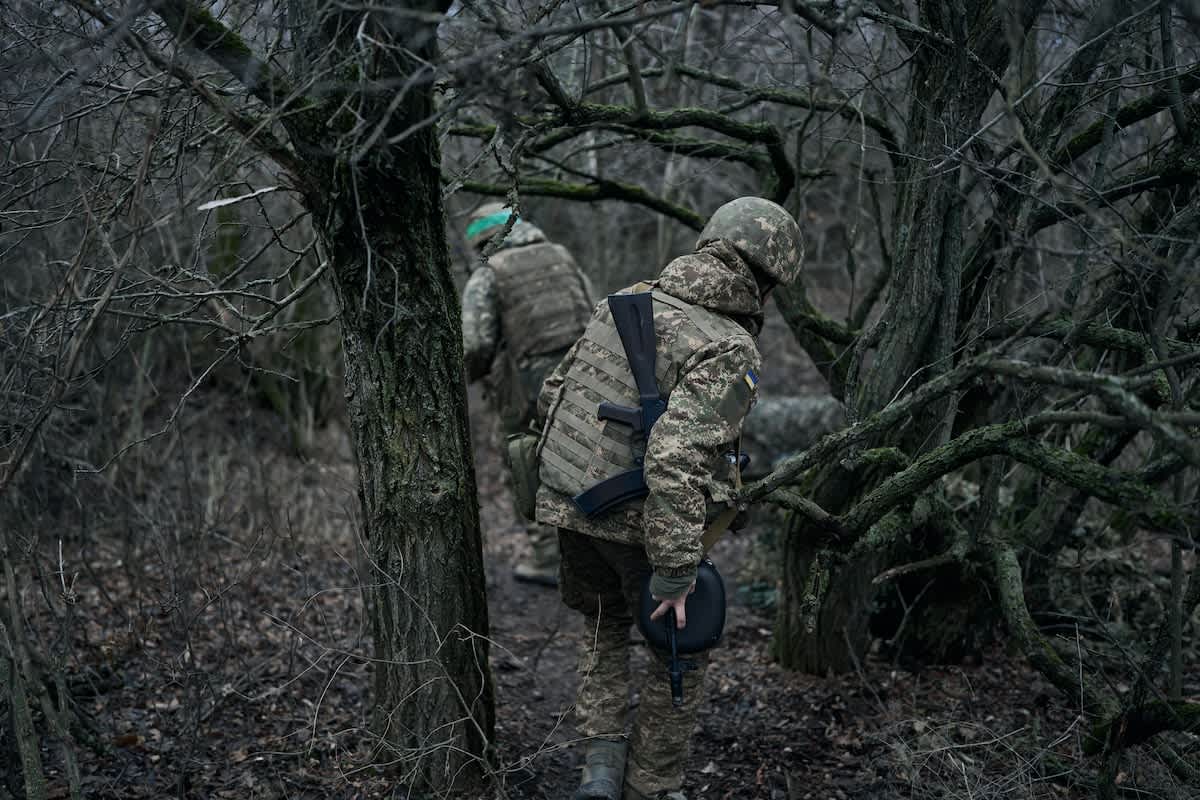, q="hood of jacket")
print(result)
[656,239,764,333]
[495,220,547,250]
